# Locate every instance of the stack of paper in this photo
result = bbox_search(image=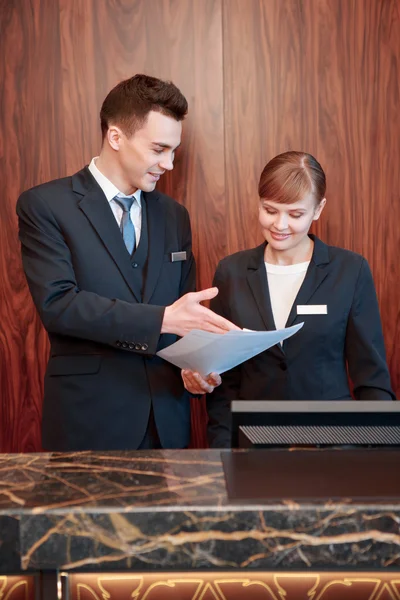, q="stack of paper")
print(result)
[157,322,303,376]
